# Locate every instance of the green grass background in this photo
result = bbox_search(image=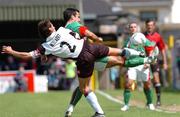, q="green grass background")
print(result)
[0,89,180,117]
